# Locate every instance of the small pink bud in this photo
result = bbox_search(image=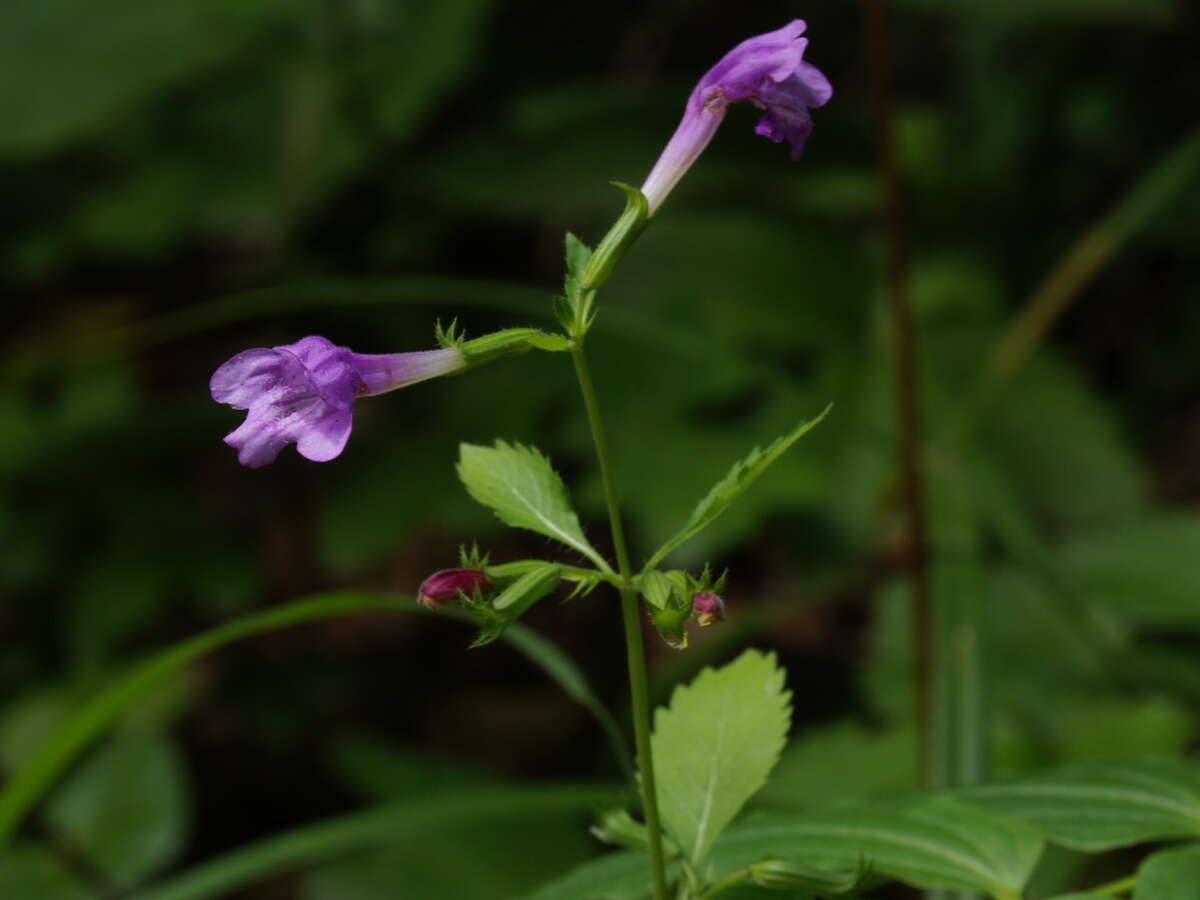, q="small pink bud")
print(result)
[692,591,726,627]
[417,568,490,610]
